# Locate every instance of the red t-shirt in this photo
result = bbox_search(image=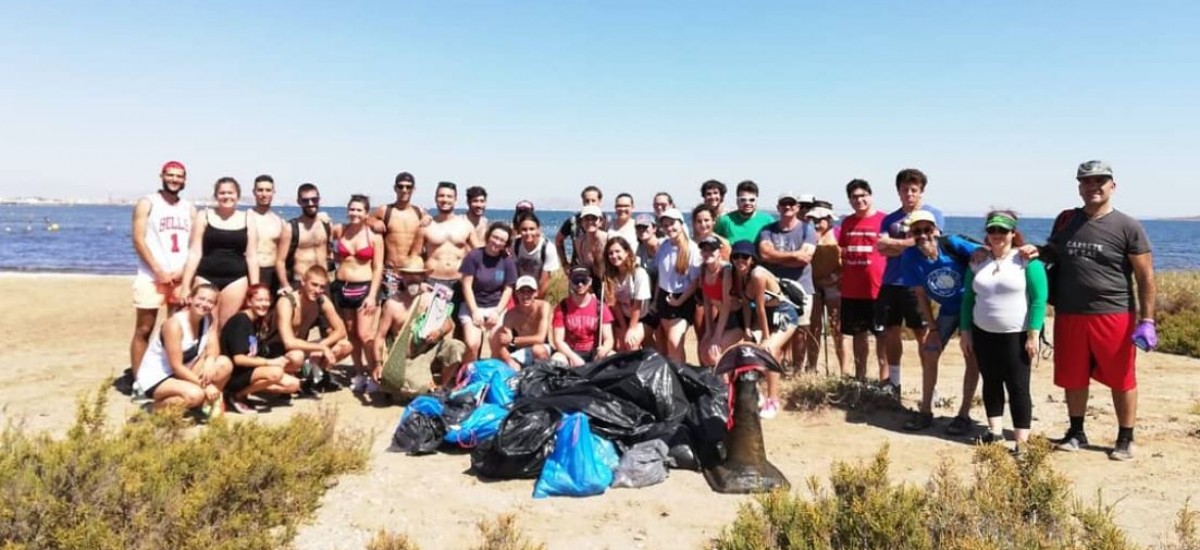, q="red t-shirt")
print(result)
[837,211,887,300]
[552,295,614,353]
